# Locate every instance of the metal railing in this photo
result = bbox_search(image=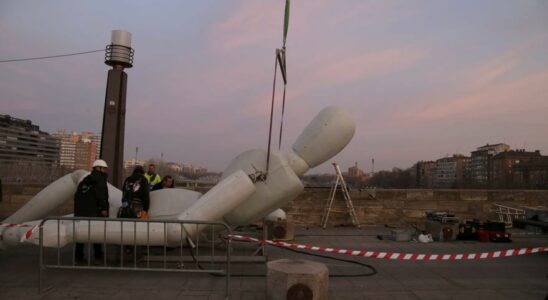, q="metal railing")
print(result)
[493,203,526,228]
[39,217,232,298]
